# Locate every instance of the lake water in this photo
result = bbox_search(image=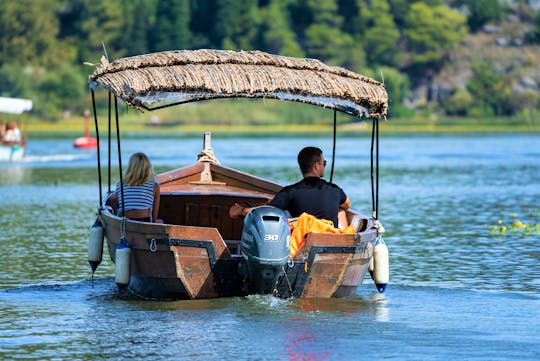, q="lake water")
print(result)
[1,133,539,360]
